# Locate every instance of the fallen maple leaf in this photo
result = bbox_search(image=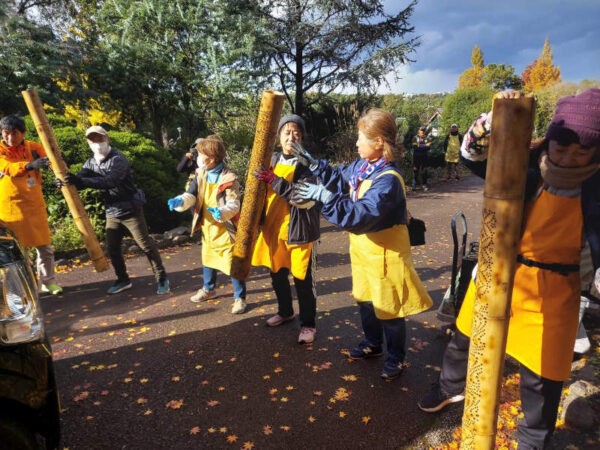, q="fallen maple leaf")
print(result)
[226,434,238,443]
[207,400,220,407]
[241,442,254,450]
[341,375,358,381]
[263,425,273,435]
[136,397,148,404]
[189,426,201,435]
[361,416,371,425]
[165,399,184,409]
[308,416,317,423]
